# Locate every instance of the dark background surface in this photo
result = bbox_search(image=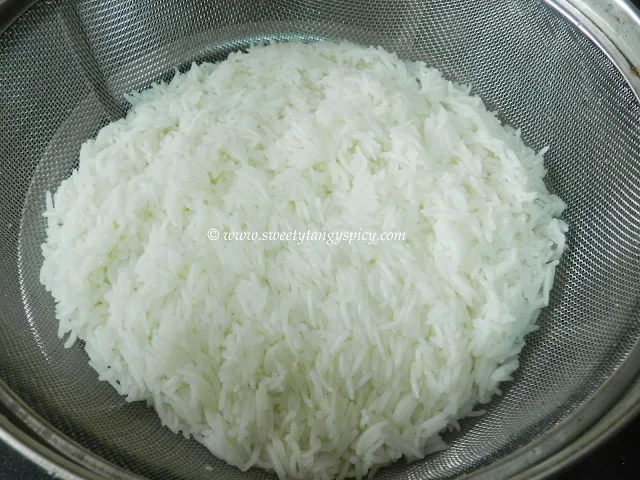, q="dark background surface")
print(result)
[2,0,640,478]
